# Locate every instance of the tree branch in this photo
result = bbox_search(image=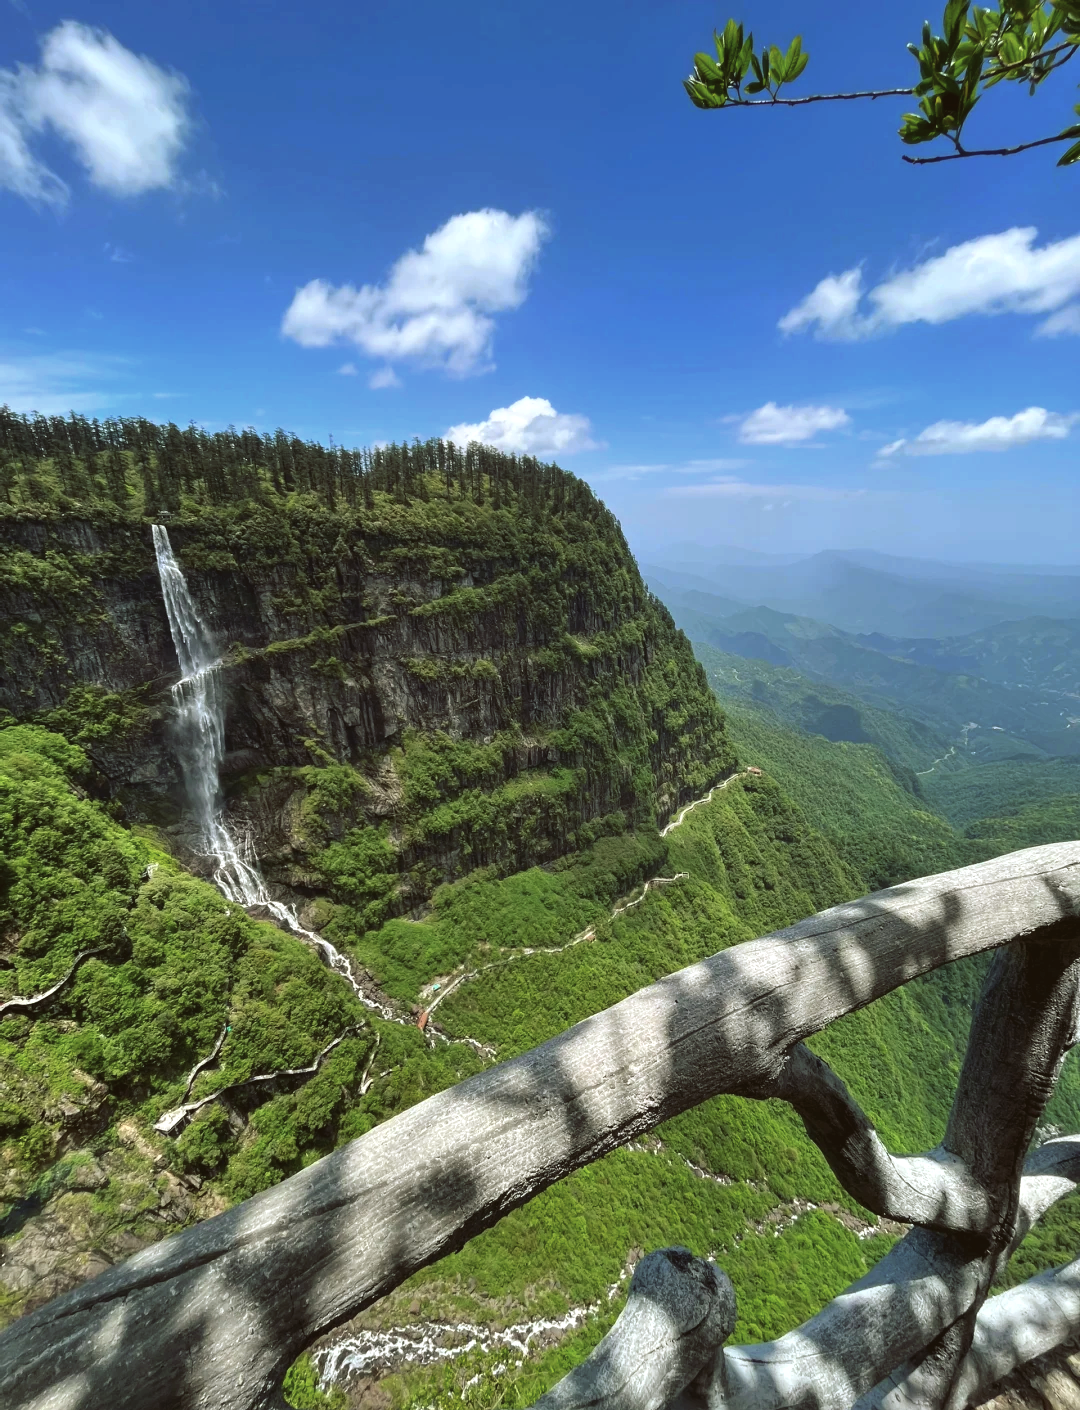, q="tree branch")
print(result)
[2,843,1079,1410]
[692,1136,1080,1410]
[530,1249,735,1410]
[903,129,1079,163]
[865,936,1080,1410]
[759,1043,993,1233]
[702,87,914,107]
